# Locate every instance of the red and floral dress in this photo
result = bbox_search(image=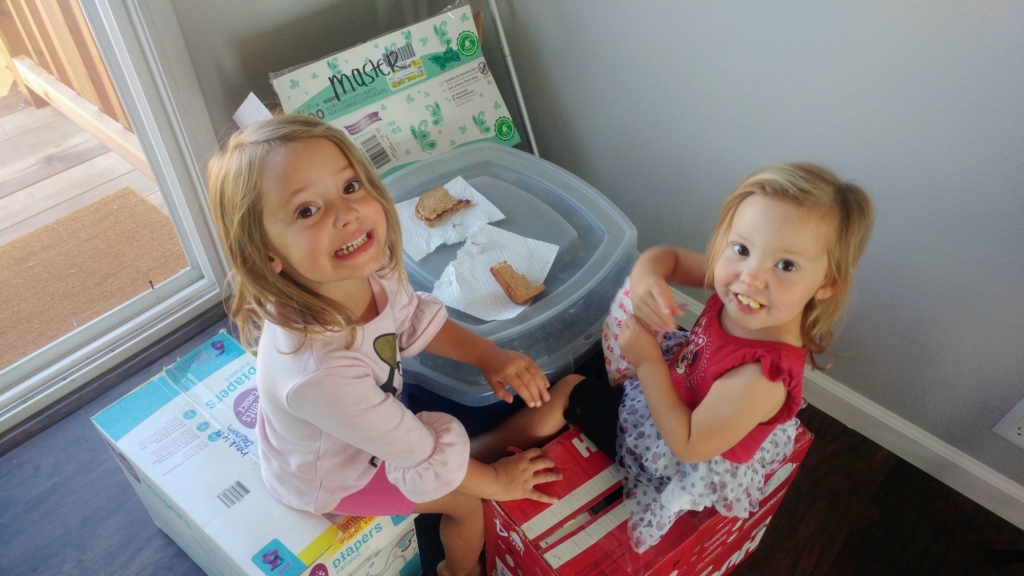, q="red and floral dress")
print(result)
[603,283,805,552]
